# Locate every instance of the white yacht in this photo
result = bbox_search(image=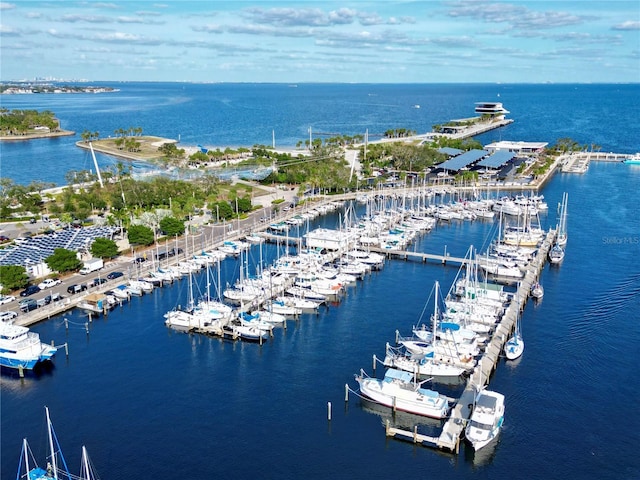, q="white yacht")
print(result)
[0,322,57,370]
[465,389,505,451]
